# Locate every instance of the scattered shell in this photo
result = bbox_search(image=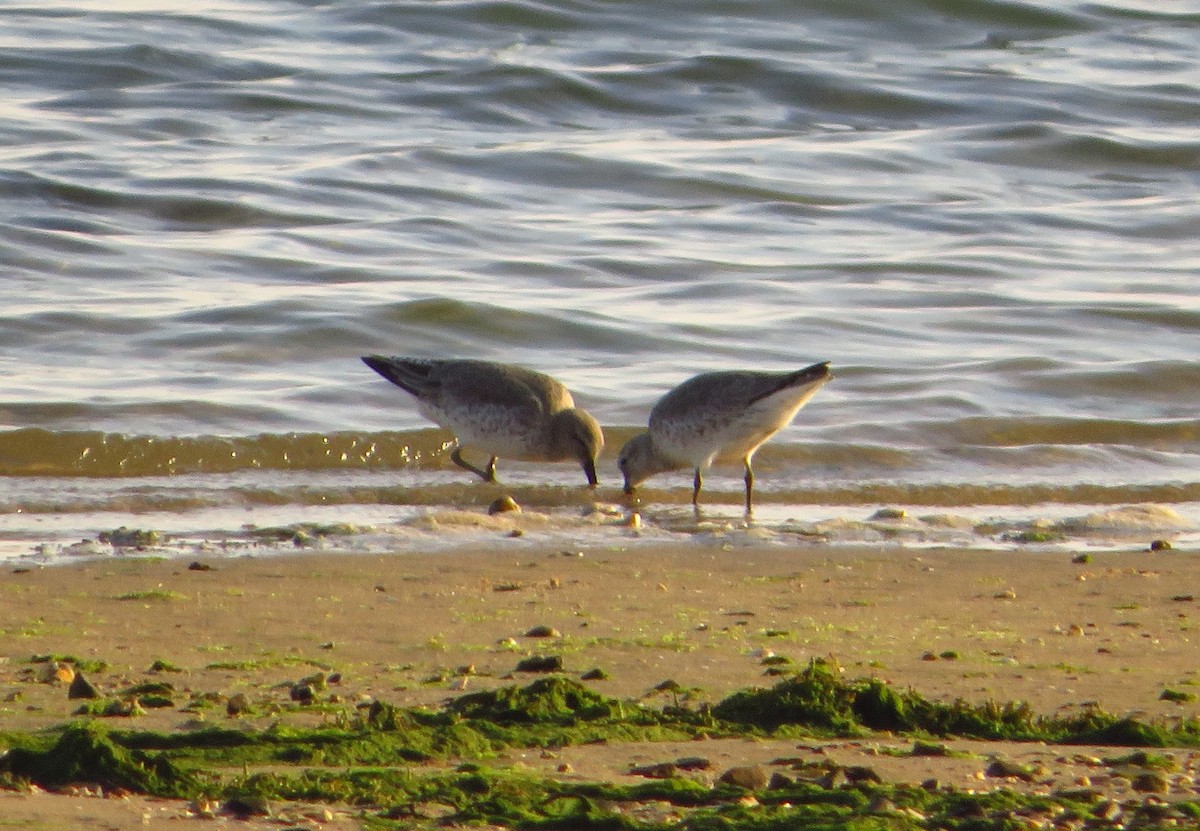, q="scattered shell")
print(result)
[994,588,1017,600]
[624,512,642,530]
[189,799,219,818]
[41,662,75,685]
